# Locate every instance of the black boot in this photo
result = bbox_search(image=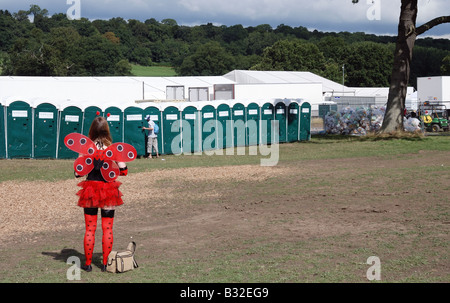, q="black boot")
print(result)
[81,264,92,272]
[101,264,107,272]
